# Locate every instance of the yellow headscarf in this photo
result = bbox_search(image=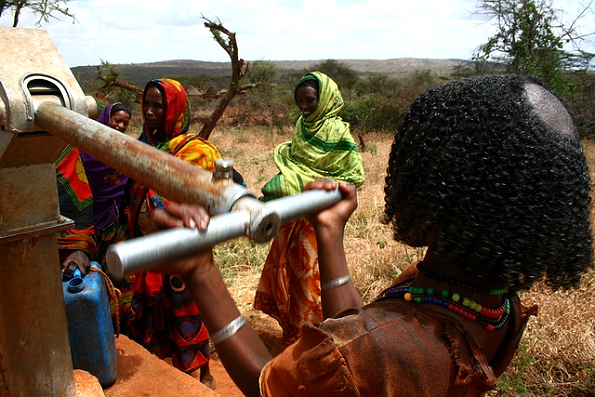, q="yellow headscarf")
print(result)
[261,72,365,200]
